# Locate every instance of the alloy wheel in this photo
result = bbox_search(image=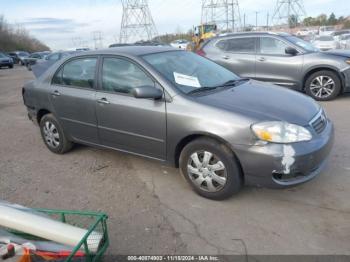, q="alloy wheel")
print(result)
[187,151,227,193]
[310,76,335,99]
[42,121,60,148]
